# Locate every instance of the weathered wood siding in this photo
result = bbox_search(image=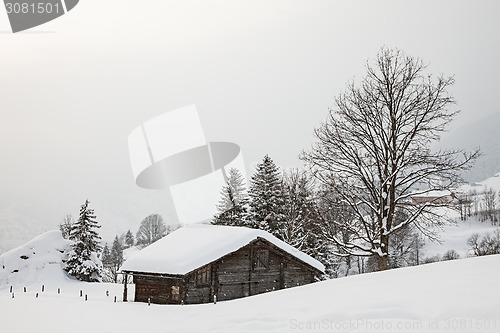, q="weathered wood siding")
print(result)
[184,264,213,304]
[217,248,252,301]
[283,258,315,288]
[215,239,317,301]
[133,274,183,305]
